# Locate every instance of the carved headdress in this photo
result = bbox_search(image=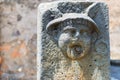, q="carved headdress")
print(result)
[46,3,101,35]
[46,13,100,34]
